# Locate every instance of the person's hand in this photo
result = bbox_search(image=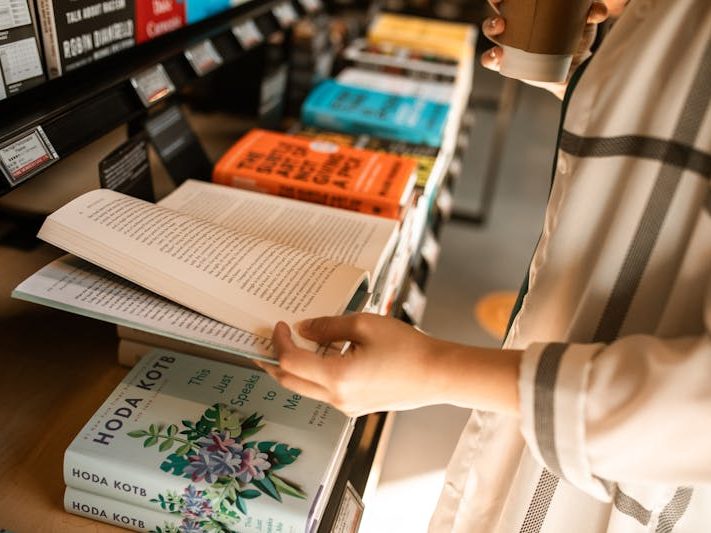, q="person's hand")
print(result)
[259,314,445,417]
[481,0,609,99]
[258,313,523,417]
